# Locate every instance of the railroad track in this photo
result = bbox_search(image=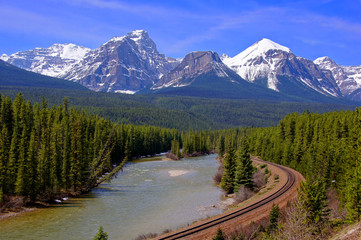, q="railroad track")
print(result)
[157,160,296,240]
